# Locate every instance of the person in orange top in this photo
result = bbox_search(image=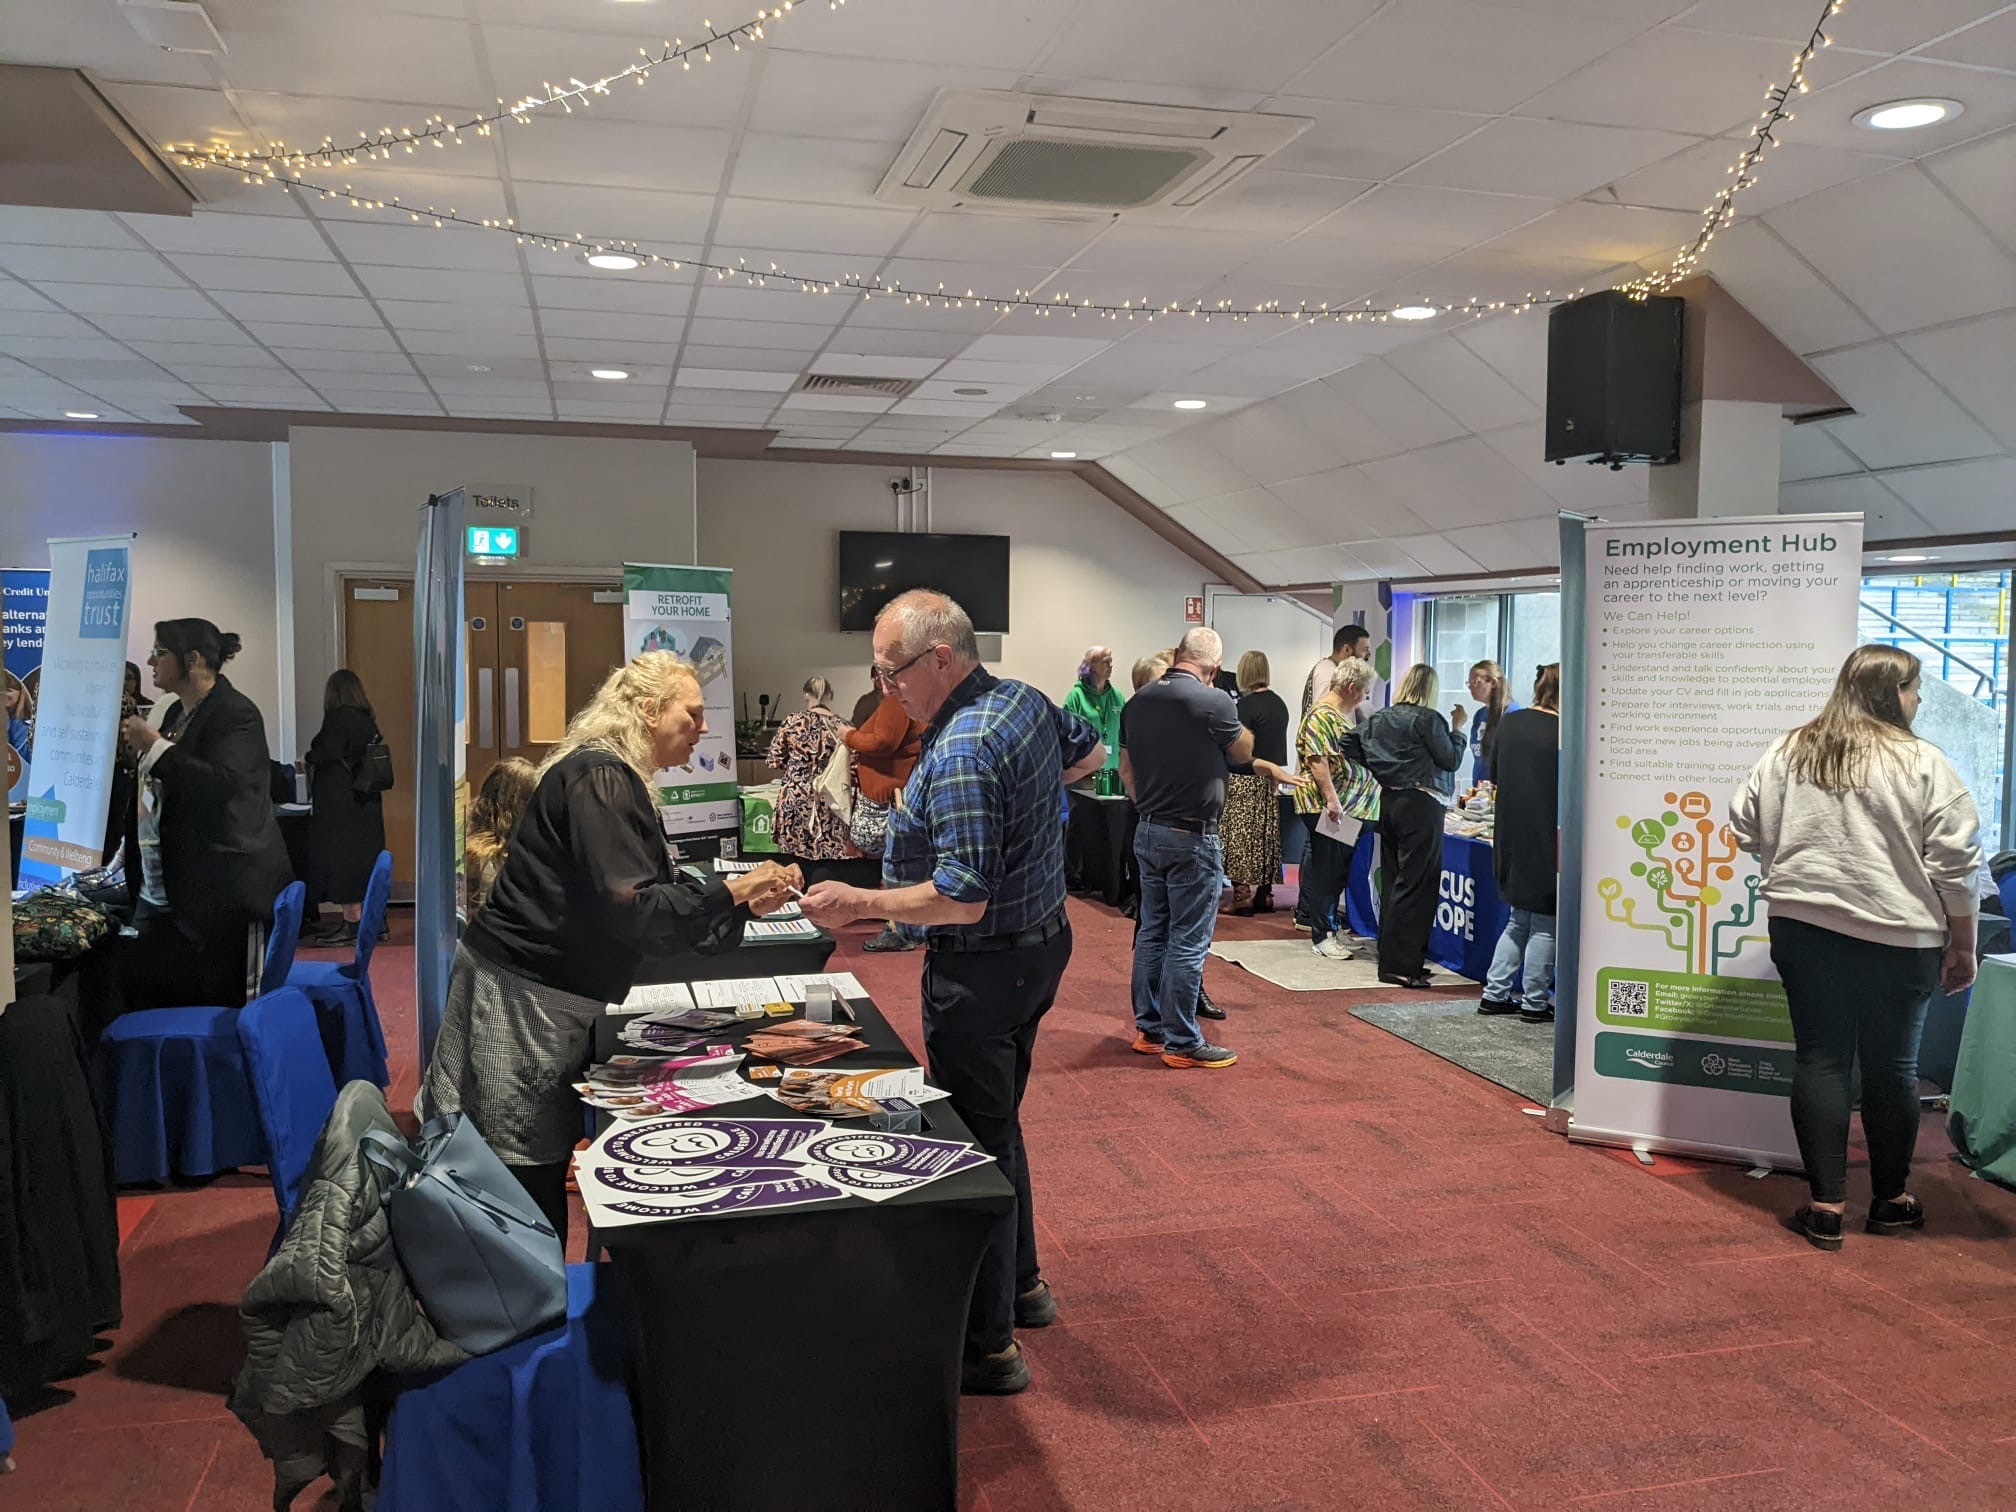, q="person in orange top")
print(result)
[845,690,924,952]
